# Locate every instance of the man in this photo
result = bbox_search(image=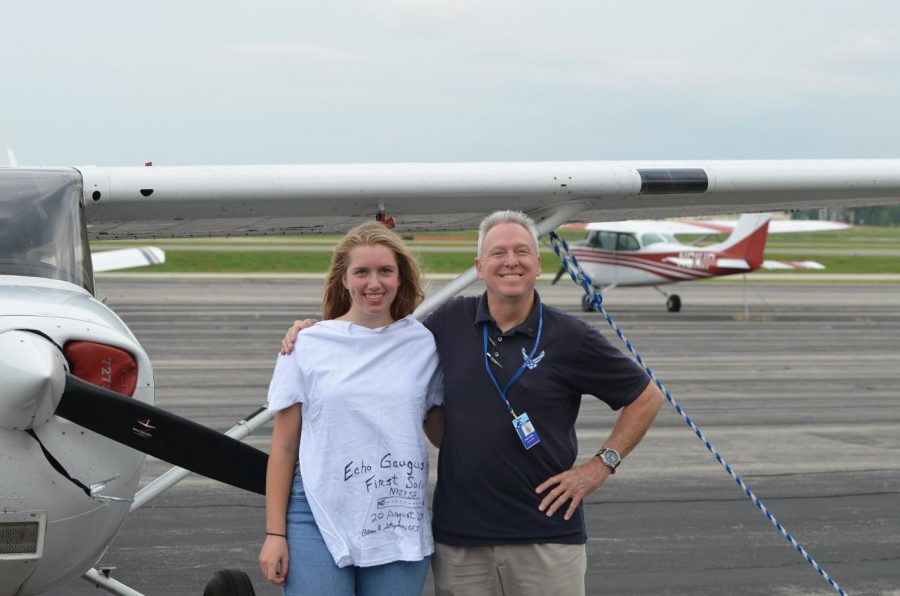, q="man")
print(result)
[282,210,664,595]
